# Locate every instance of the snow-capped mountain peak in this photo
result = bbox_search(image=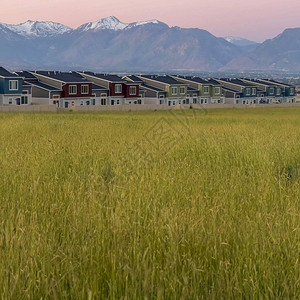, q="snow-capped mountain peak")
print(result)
[77,16,164,32]
[224,36,258,47]
[77,16,128,32]
[125,19,161,29]
[3,20,72,38]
